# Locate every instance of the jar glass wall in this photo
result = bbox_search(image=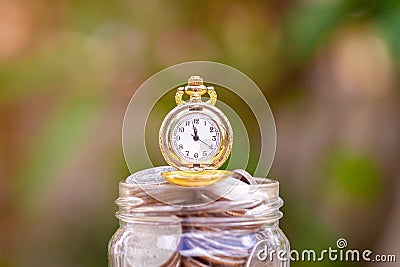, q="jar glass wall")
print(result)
[108,167,290,267]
